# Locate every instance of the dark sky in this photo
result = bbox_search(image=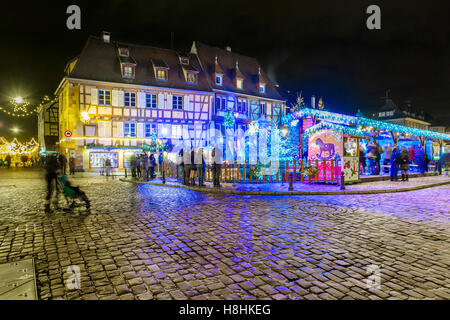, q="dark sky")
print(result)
[1,0,449,140]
